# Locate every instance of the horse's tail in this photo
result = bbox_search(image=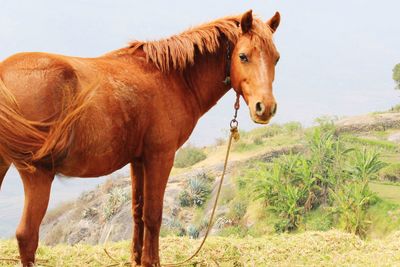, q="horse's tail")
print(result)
[0,78,96,172]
